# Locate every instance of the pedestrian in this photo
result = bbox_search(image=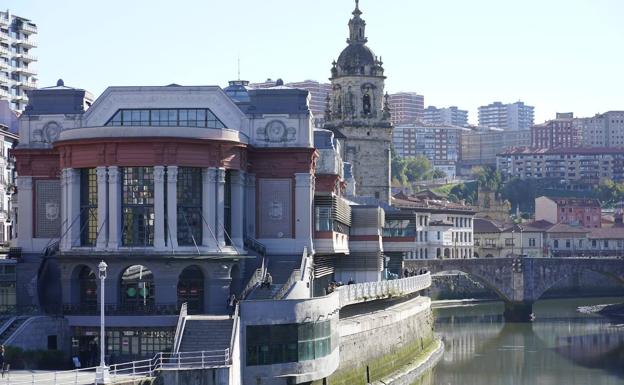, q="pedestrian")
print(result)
[404,269,409,278]
[0,345,5,378]
[227,293,236,318]
[262,272,273,289]
[348,278,355,285]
